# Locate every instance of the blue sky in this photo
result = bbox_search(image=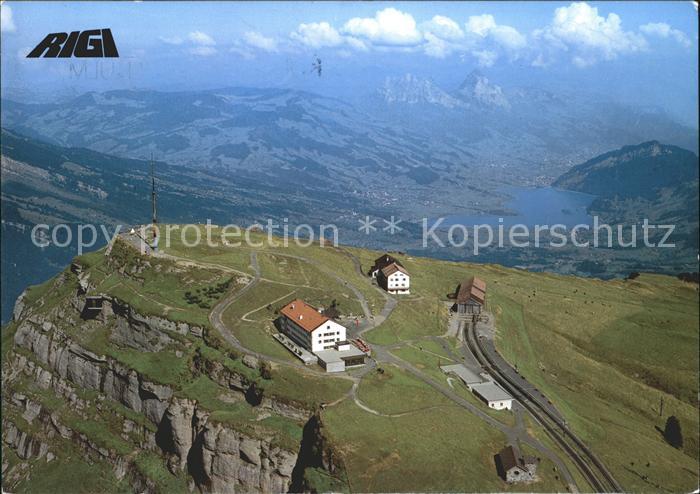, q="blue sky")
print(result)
[1,1,698,125]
